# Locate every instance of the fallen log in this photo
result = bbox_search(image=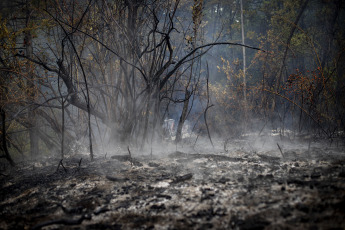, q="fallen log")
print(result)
[172,173,193,183]
[31,214,91,230]
[106,175,129,182]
